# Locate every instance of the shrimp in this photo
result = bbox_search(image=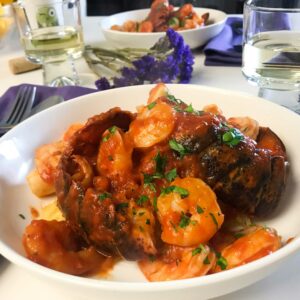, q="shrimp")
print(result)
[139,244,216,281]
[62,123,83,142]
[147,83,168,104]
[129,99,175,148]
[227,116,259,140]
[139,21,153,32]
[203,104,223,116]
[23,220,107,275]
[212,226,281,273]
[97,127,133,177]
[35,140,66,185]
[157,177,224,247]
